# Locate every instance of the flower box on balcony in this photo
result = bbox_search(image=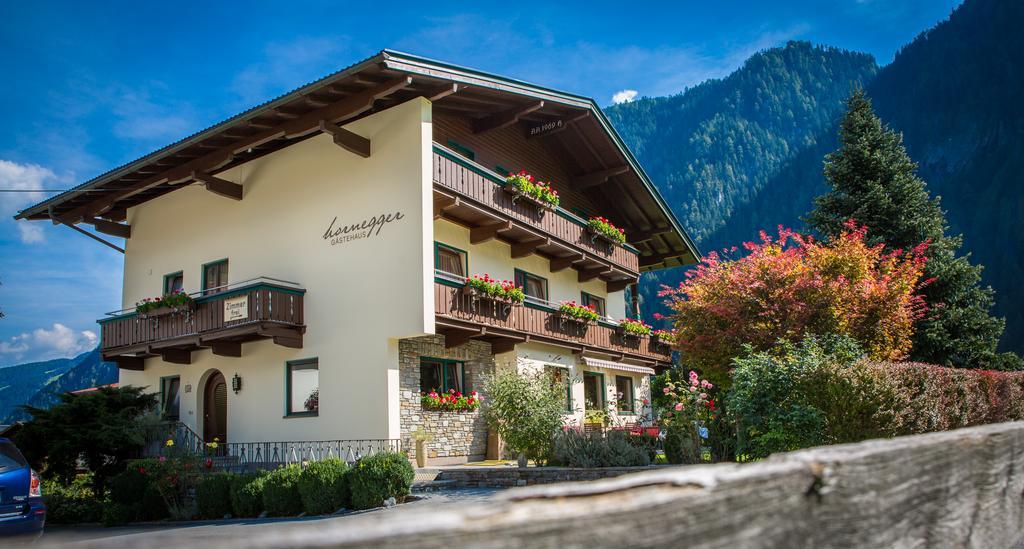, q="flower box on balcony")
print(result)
[136,290,196,319]
[617,318,653,339]
[651,330,677,347]
[139,304,195,320]
[503,171,559,211]
[463,275,525,305]
[557,301,599,326]
[586,216,627,246]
